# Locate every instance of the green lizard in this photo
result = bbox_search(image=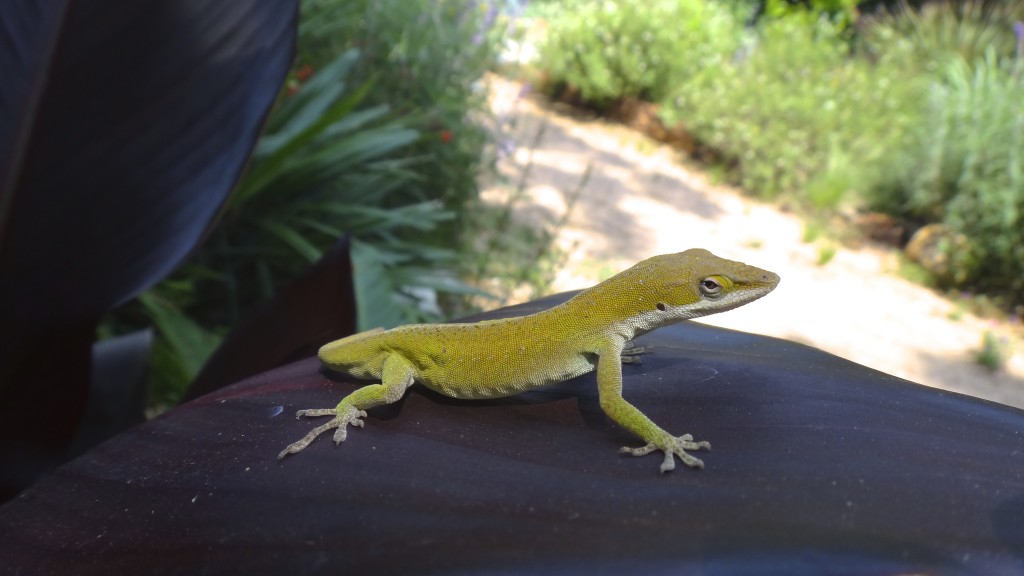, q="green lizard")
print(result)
[278,248,779,472]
